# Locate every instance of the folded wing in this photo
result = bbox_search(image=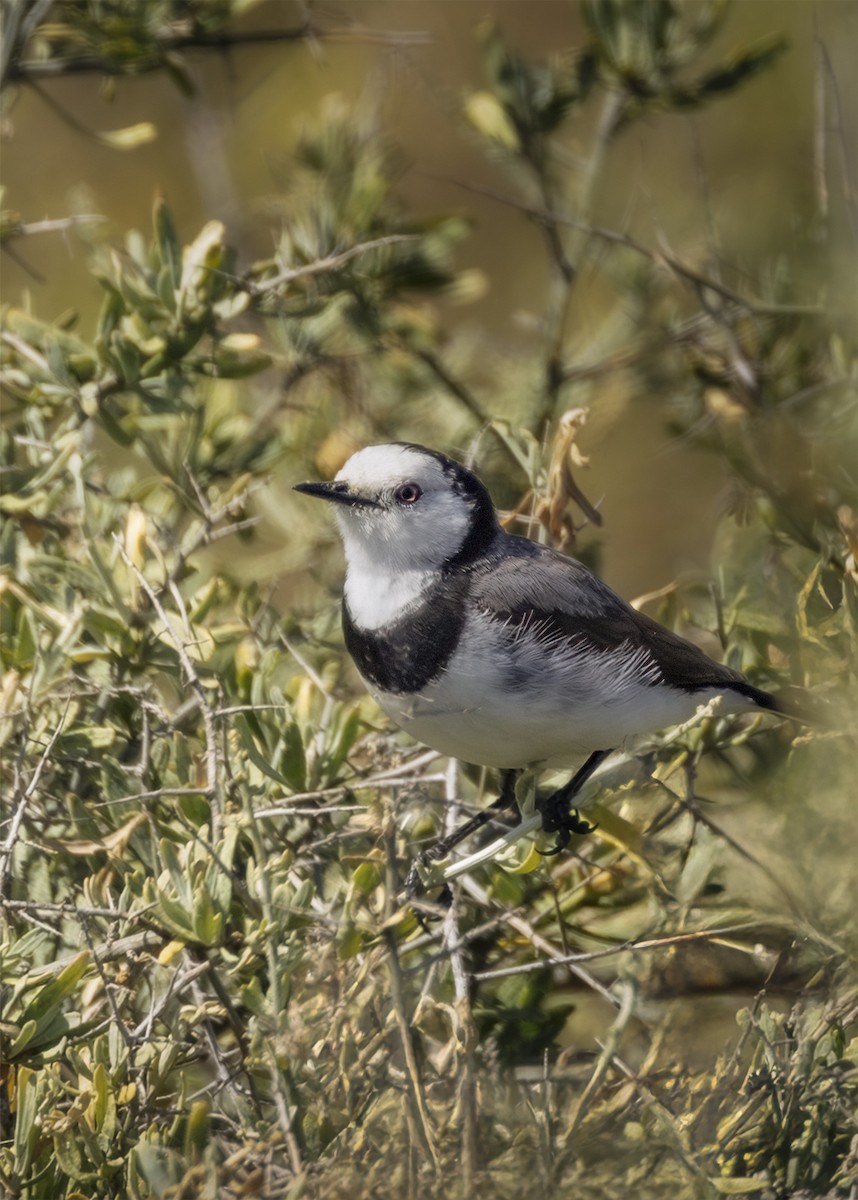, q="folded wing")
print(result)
[472,540,777,710]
